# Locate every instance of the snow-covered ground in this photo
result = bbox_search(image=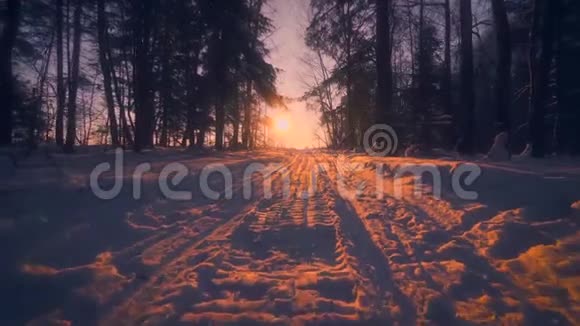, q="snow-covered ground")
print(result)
[0,148,578,325]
